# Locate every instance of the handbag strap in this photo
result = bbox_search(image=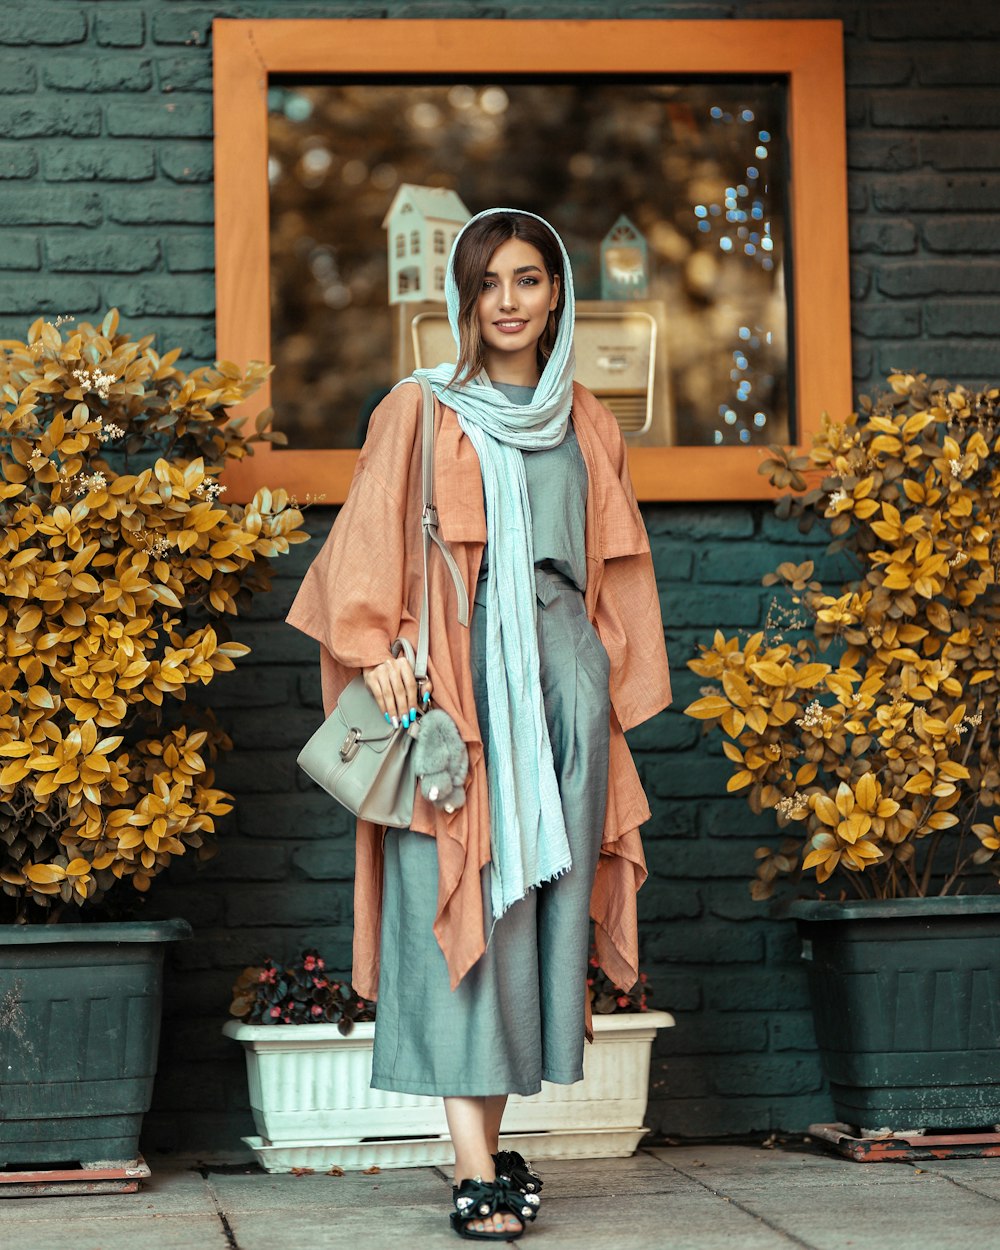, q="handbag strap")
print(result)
[412,375,470,682]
